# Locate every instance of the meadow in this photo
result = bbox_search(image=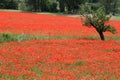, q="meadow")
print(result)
[0,11,120,80]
